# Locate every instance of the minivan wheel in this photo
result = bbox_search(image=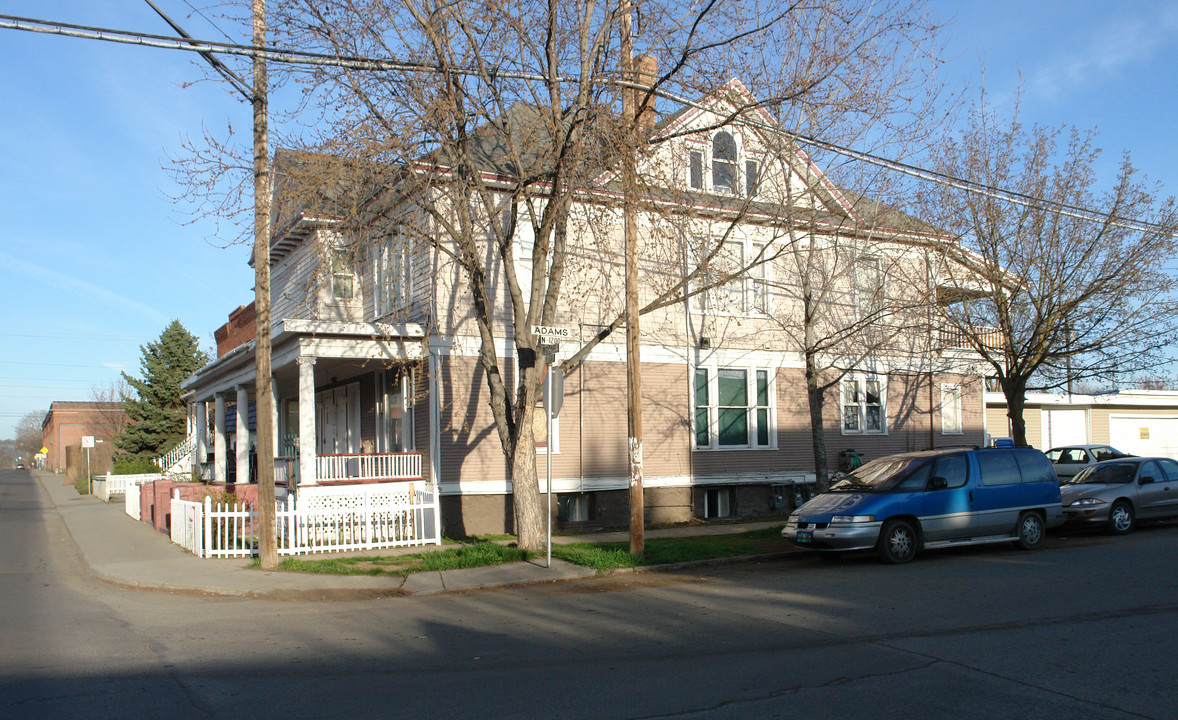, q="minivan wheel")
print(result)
[1108,501,1135,535]
[1016,511,1044,550]
[877,519,917,564]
